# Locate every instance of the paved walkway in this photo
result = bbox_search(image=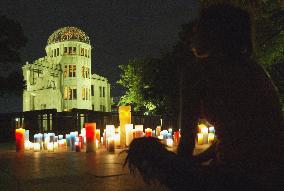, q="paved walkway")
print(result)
[0,143,169,191]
